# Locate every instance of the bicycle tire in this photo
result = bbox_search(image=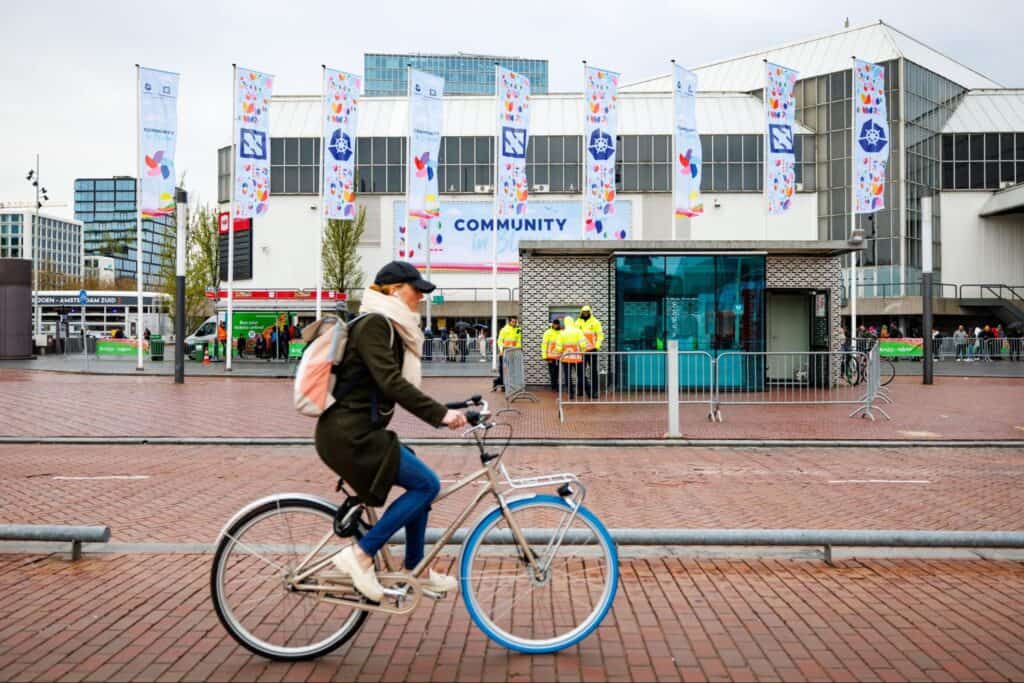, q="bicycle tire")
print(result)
[841,356,861,386]
[210,497,370,661]
[459,495,619,654]
[880,359,896,386]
